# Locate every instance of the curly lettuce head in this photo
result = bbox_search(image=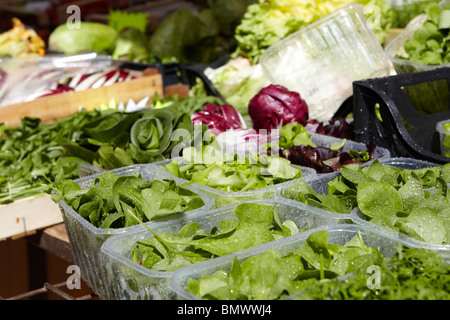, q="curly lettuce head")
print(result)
[233,0,393,64]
